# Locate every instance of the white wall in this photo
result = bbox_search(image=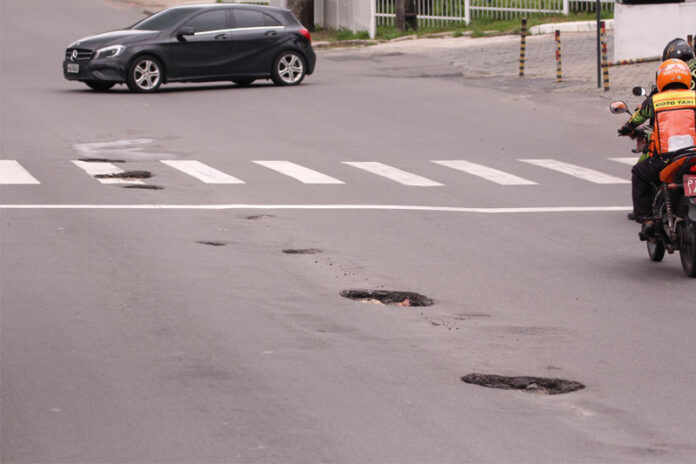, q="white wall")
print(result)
[614,2,696,61]
[314,0,376,38]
